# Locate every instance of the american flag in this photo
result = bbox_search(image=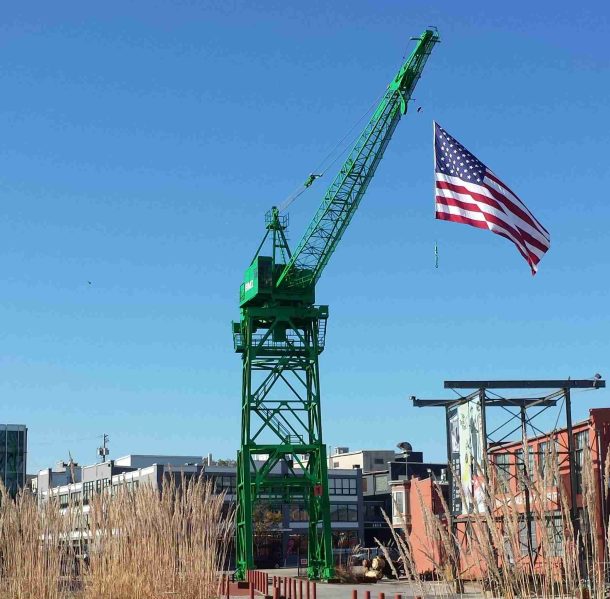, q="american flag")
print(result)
[434,122,550,274]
